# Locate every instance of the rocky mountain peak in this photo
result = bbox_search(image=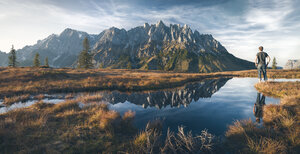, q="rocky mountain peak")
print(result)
[60,28,75,36]
[60,28,88,39]
[156,20,166,28]
[144,23,150,28]
[183,24,189,29]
